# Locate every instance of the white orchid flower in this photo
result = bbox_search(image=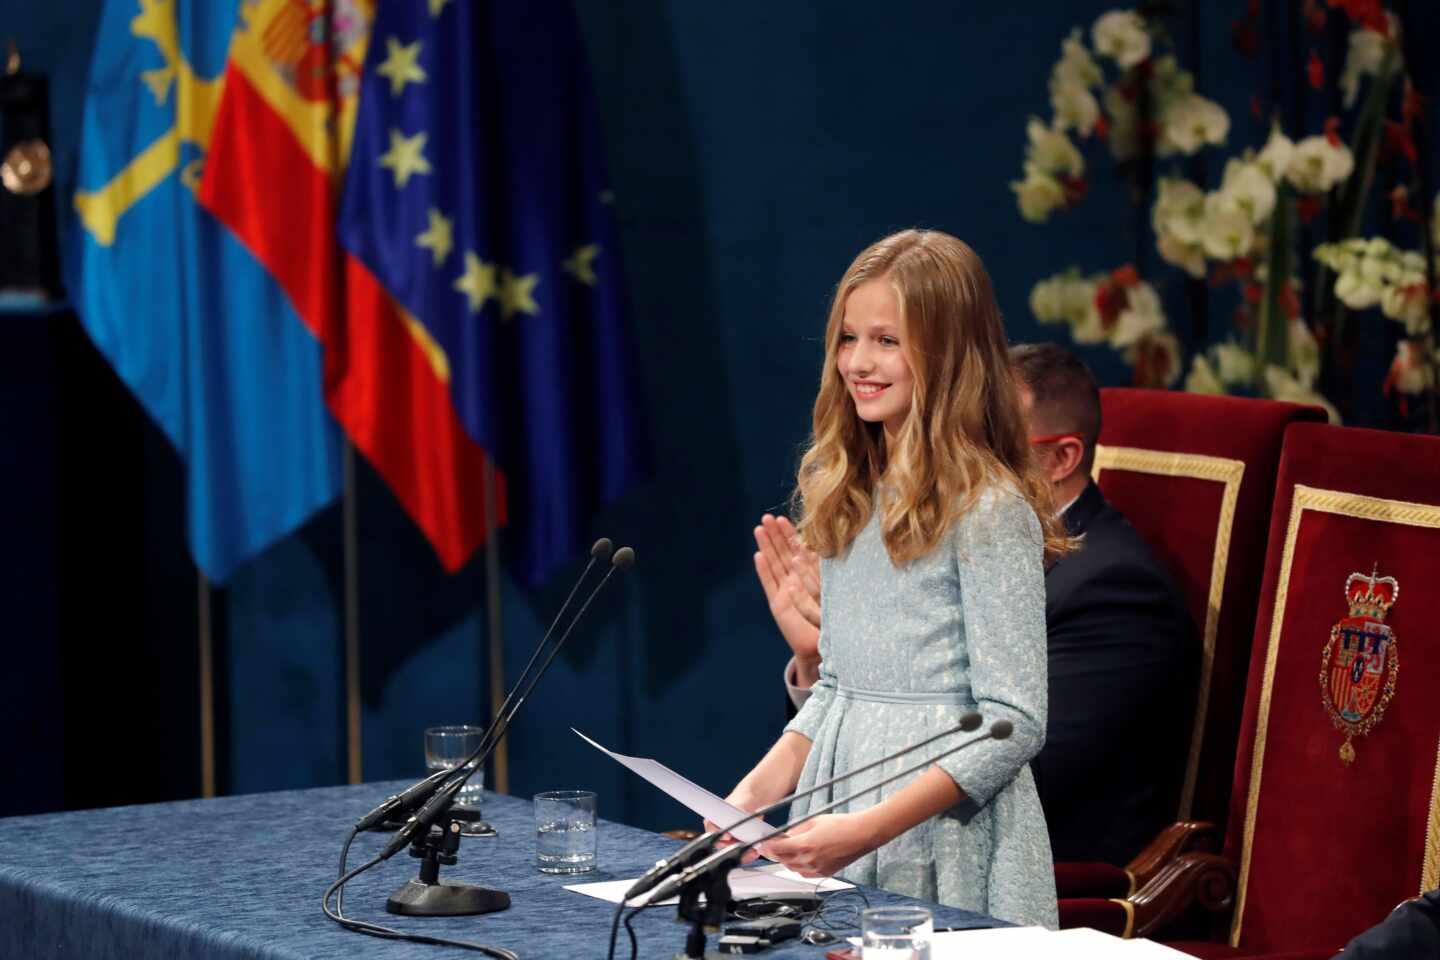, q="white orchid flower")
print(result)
[1160,94,1229,156]
[1285,135,1355,193]
[1030,273,1075,323]
[1340,26,1391,107]
[1071,304,1109,344]
[1012,163,1067,223]
[1052,81,1101,137]
[1256,125,1295,181]
[1199,194,1255,260]
[1092,10,1152,69]
[1334,268,1383,309]
[1290,320,1321,388]
[1213,342,1256,385]
[1053,28,1103,89]
[1153,177,1206,242]
[1264,365,1341,423]
[1219,158,1277,224]
[1157,231,1207,278]
[1025,118,1084,176]
[1380,283,1430,335]
[1184,354,1226,395]
[1389,340,1434,395]
[1109,282,1165,347]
